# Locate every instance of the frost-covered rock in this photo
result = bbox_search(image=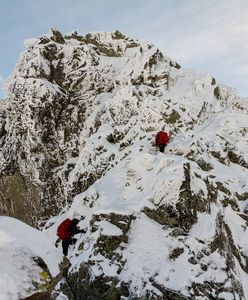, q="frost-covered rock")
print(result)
[0,29,248,299]
[0,216,62,300]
